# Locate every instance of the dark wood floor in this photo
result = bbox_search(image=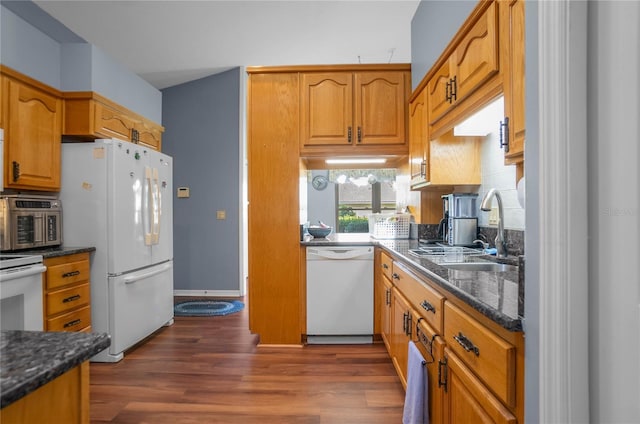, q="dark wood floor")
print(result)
[89,298,405,423]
